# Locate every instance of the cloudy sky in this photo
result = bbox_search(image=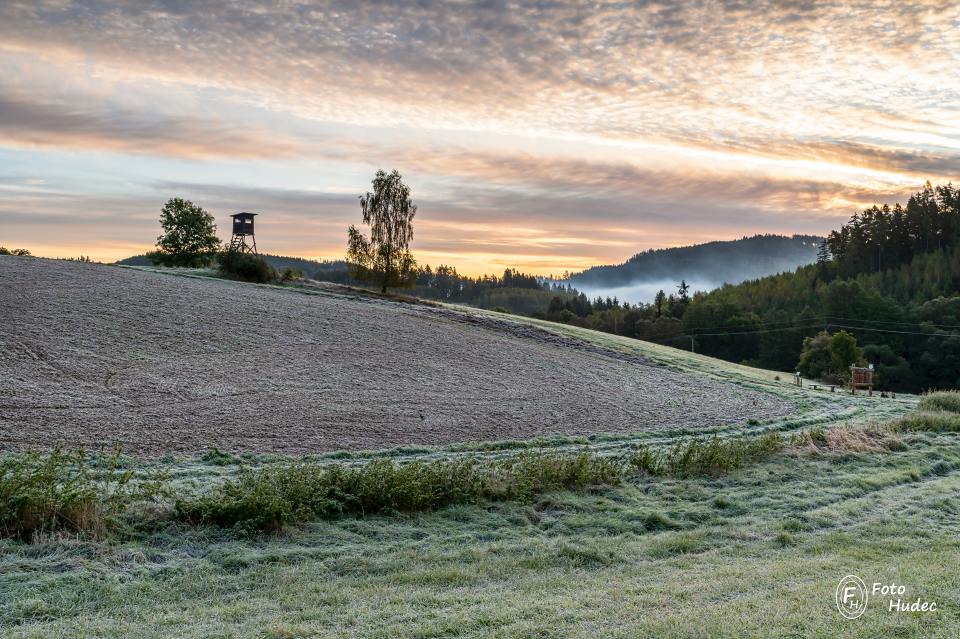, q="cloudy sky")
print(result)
[1,1,958,274]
